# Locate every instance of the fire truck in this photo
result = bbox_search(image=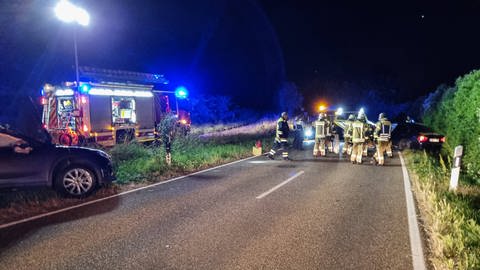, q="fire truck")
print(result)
[41,67,190,146]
